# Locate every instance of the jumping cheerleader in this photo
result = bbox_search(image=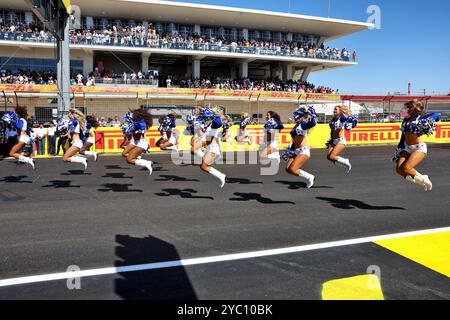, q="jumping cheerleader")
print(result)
[234,112,252,144]
[198,107,227,188]
[221,114,234,145]
[121,108,153,174]
[79,115,99,161]
[120,111,133,149]
[2,106,35,169]
[185,106,206,158]
[326,105,357,173]
[156,113,178,151]
[393,99,440,191]
[260,111,284,163]
[282,106,317,188]
[62,108,88,169]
